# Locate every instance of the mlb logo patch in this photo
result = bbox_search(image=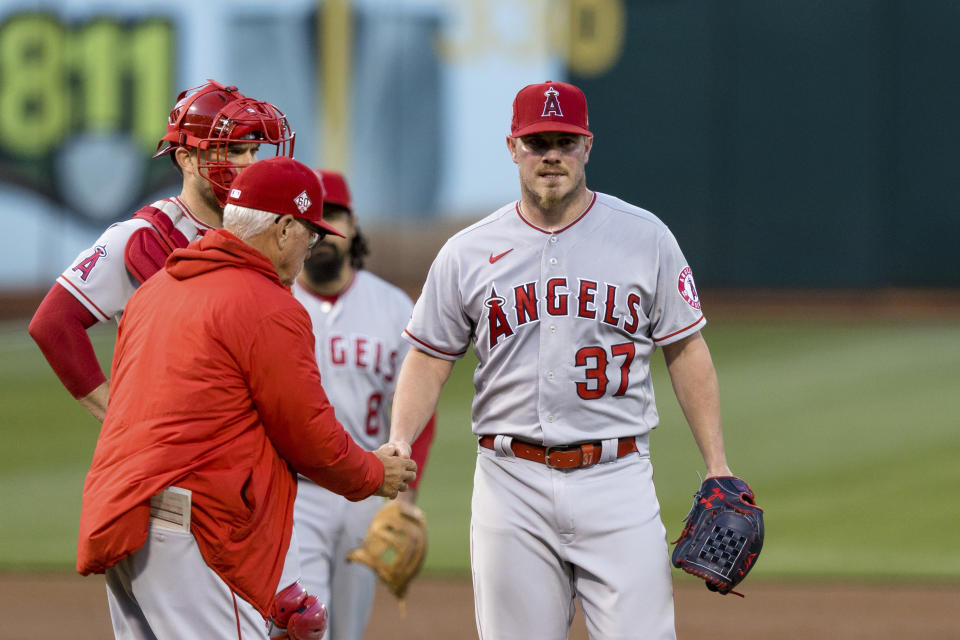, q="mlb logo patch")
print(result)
[294,190,312,213]
[230,188,242,199]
